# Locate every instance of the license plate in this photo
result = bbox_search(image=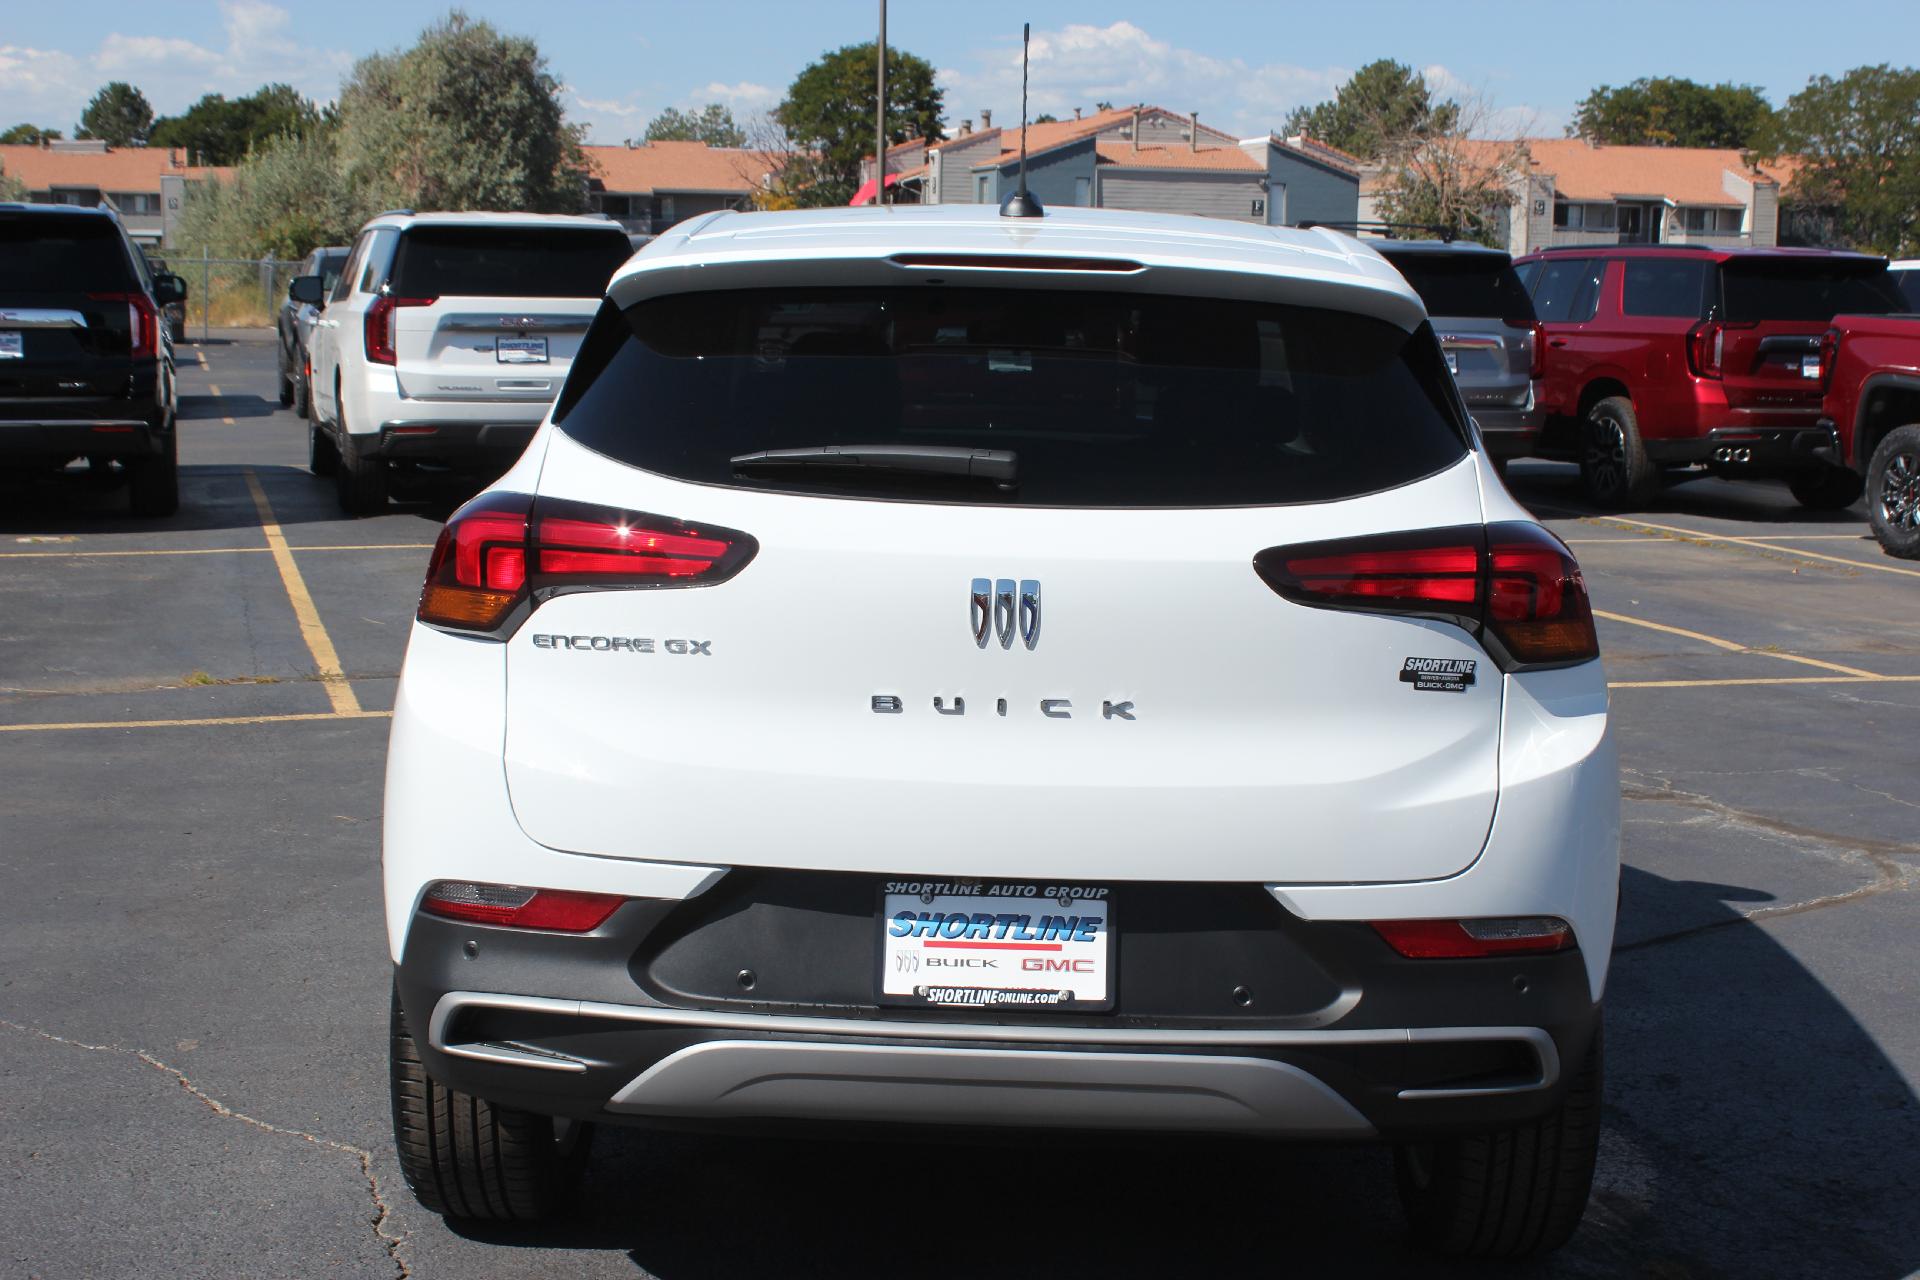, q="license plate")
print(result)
[1445,350,1458,374]
[1801,358,1821,380]
[496,336,548,364]
[878,883,1113,1010]
[0,332,21,360]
